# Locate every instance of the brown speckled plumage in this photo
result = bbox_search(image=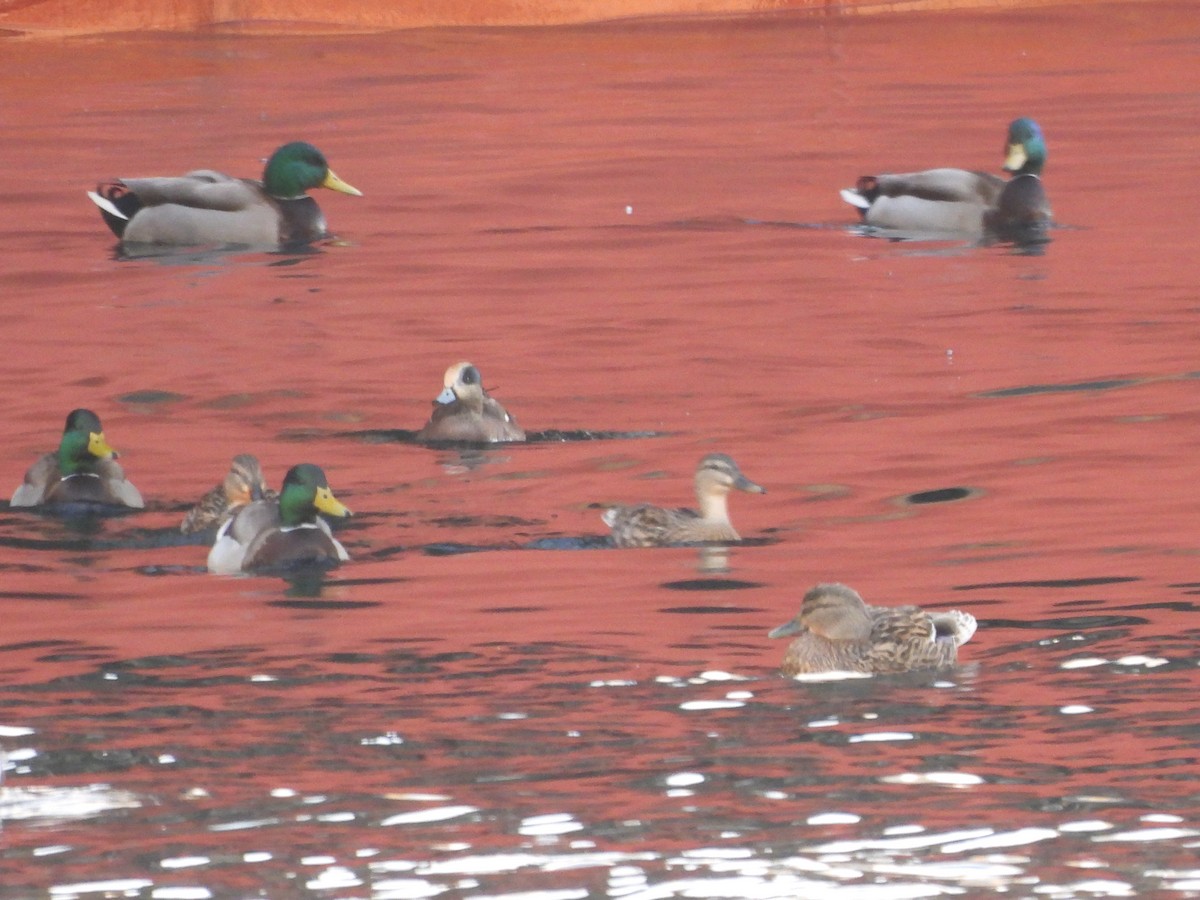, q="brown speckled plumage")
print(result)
[181,454,275,535]
[770,583,976,676]
[602,453,765,548]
